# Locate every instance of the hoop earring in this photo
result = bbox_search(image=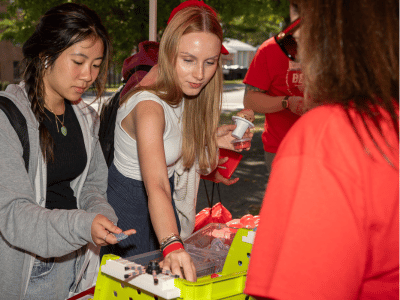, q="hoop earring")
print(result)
[44,59,49,69]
